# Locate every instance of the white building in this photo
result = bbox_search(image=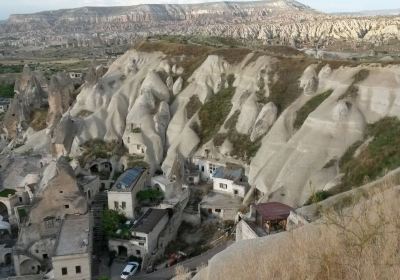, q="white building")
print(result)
[107,168,150,219]
[151,175,175,199]
[52,214,92,280]
[0,98,11,113]
[68,72,83,79]
[212,167,248,198]
[192,157,225,182]
[199,191,243,221]
[123,125,147,155]
[109,208,169,259]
